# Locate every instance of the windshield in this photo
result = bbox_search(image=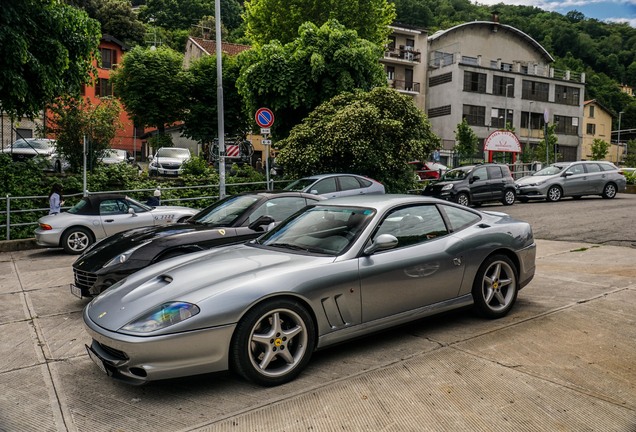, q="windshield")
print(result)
[102,149,125,158]
[192,195,260,226]
[533,165,564,176]
[256,205,374,256]
[13,139,53,150]
[284,178,317,192]
[67,199,89,214]
[156,148,190,158]
[441,167,471,180]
